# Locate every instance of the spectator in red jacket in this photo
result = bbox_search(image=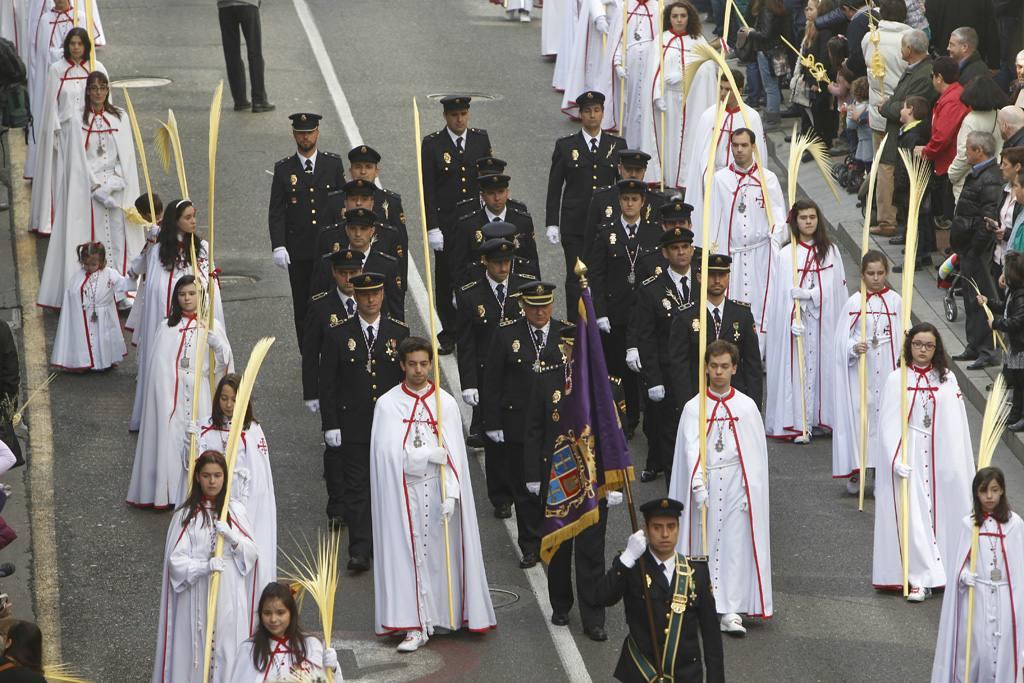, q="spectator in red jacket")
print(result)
[915,56,970,221]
